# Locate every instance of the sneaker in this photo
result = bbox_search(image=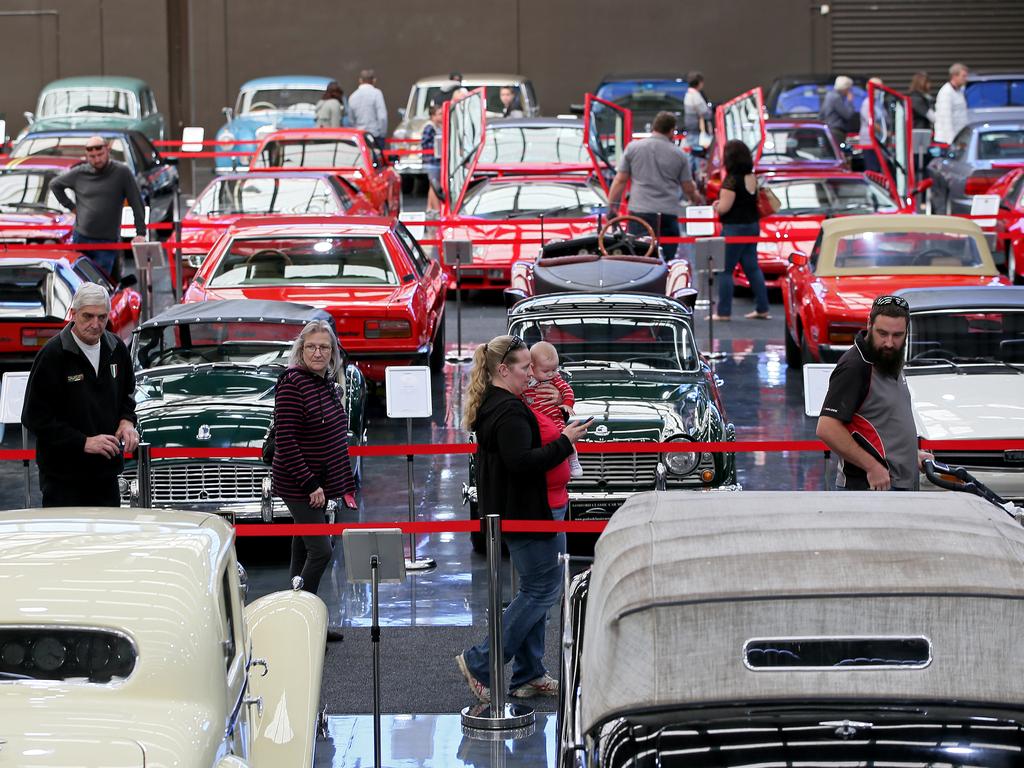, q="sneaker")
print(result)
[568,451,584,479]
[511,674,559,698]
[456,653,490,703]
